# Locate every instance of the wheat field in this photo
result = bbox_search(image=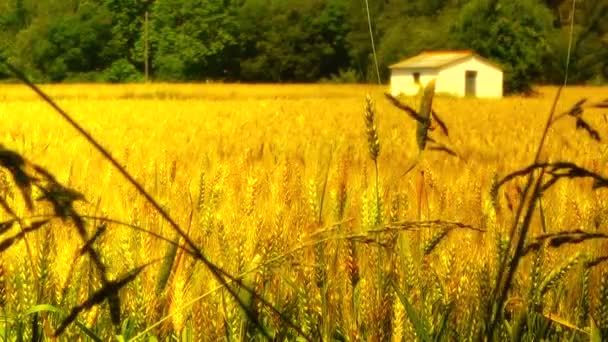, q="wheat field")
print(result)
[0,83,607,341]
